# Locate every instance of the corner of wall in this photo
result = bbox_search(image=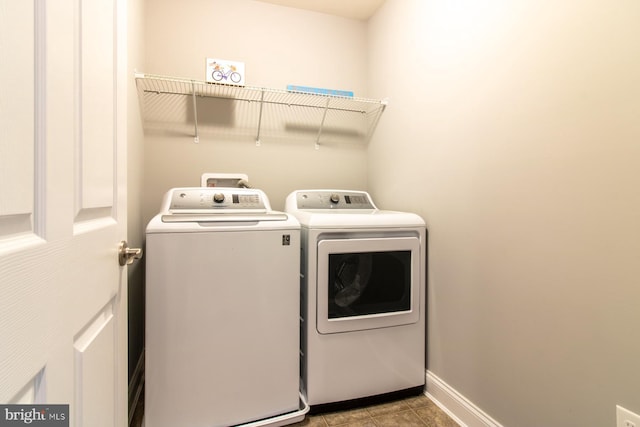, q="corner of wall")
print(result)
[426,371,503,427]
